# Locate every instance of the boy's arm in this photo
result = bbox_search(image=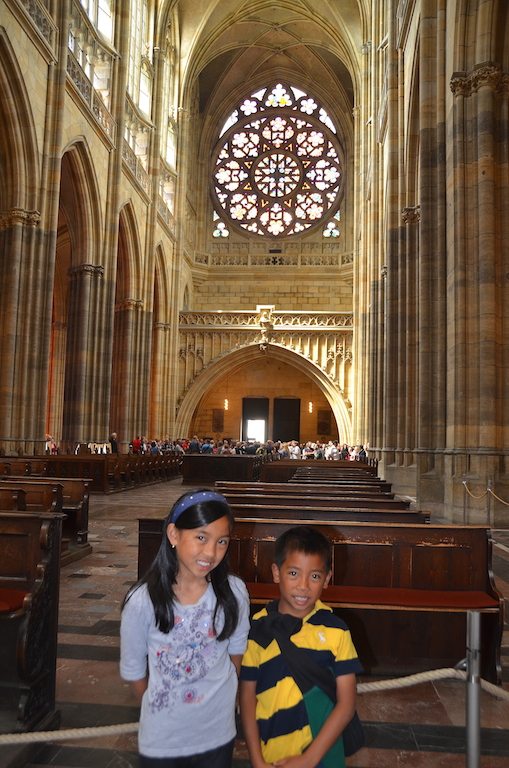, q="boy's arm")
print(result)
[274,673,357,768]
[239,679,274,768]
